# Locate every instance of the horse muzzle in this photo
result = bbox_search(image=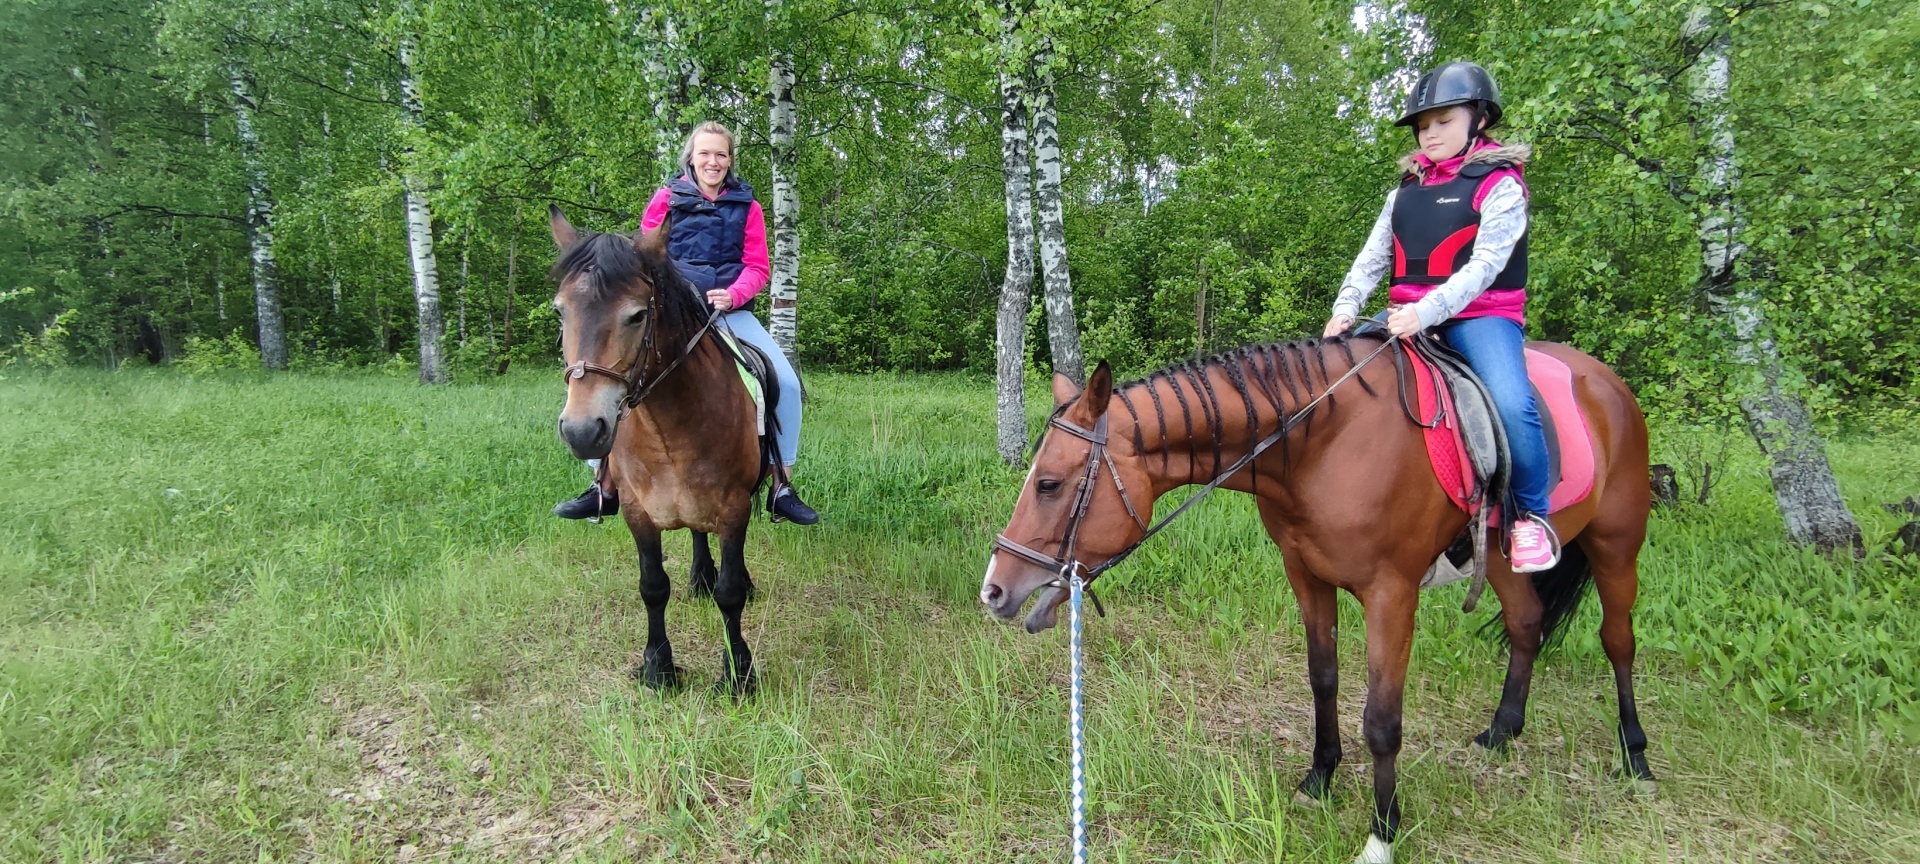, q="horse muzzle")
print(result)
[558,414,615,460]
[980,556,1069,633]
